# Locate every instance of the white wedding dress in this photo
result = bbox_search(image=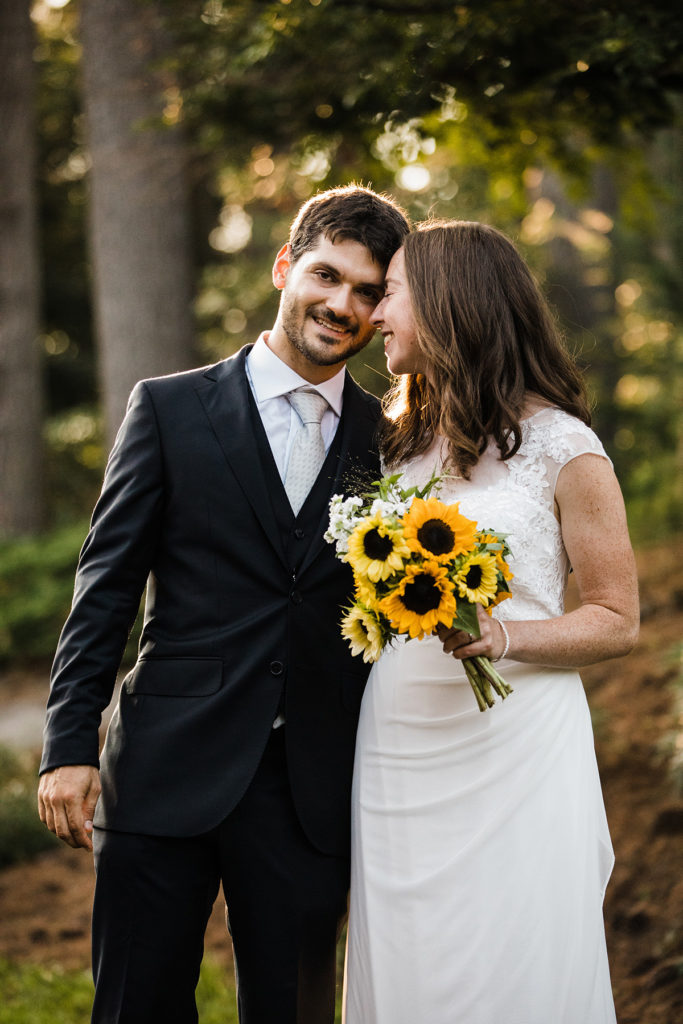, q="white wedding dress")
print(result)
[343,408,617,1024]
